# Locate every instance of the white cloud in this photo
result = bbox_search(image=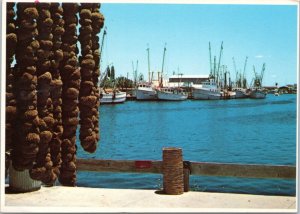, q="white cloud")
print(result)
[255,55,264,58]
